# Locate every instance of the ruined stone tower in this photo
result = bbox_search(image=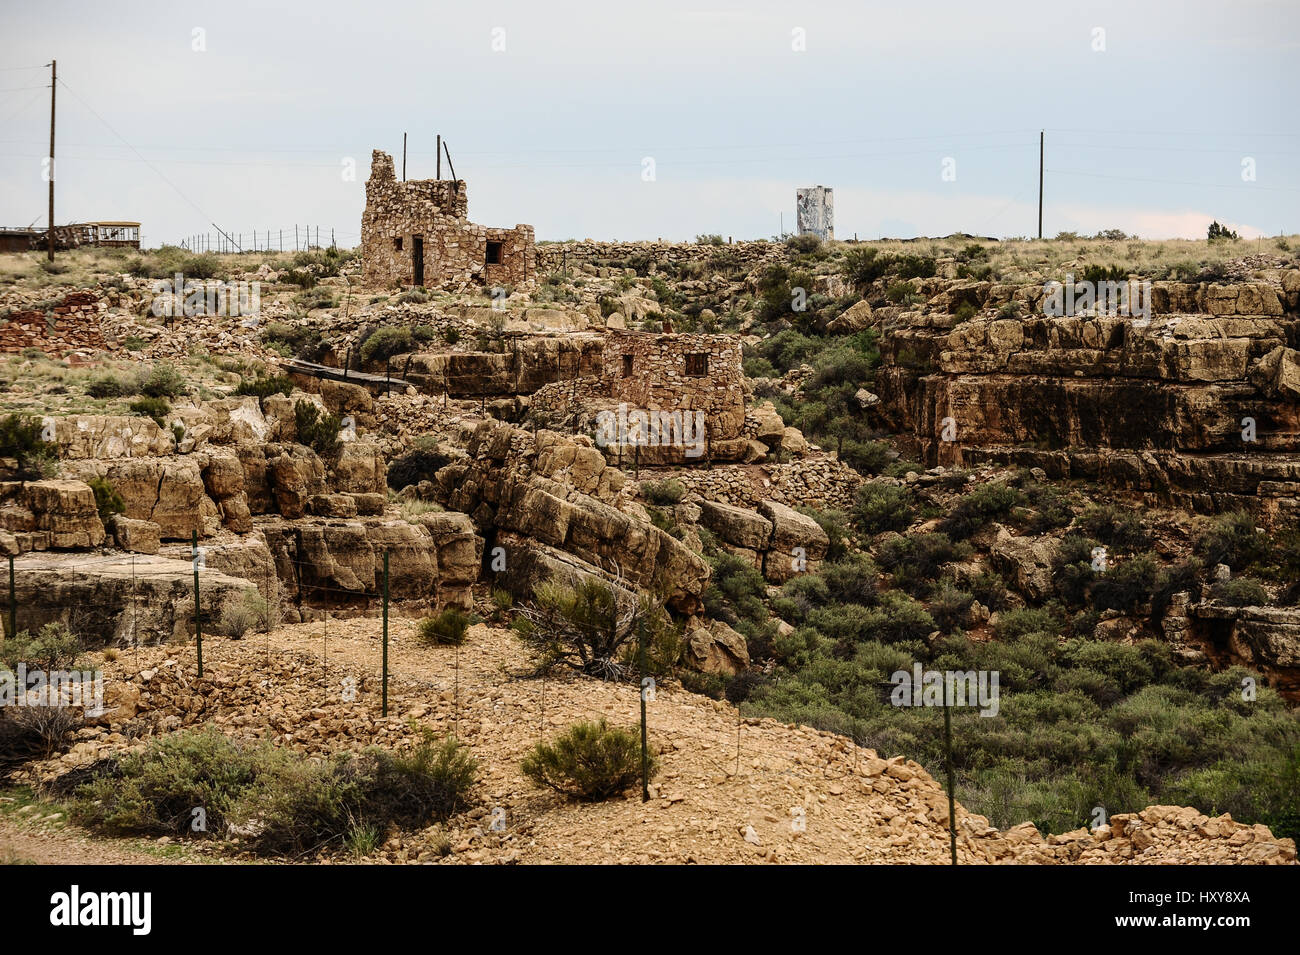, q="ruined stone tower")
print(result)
[360,150,535,290]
